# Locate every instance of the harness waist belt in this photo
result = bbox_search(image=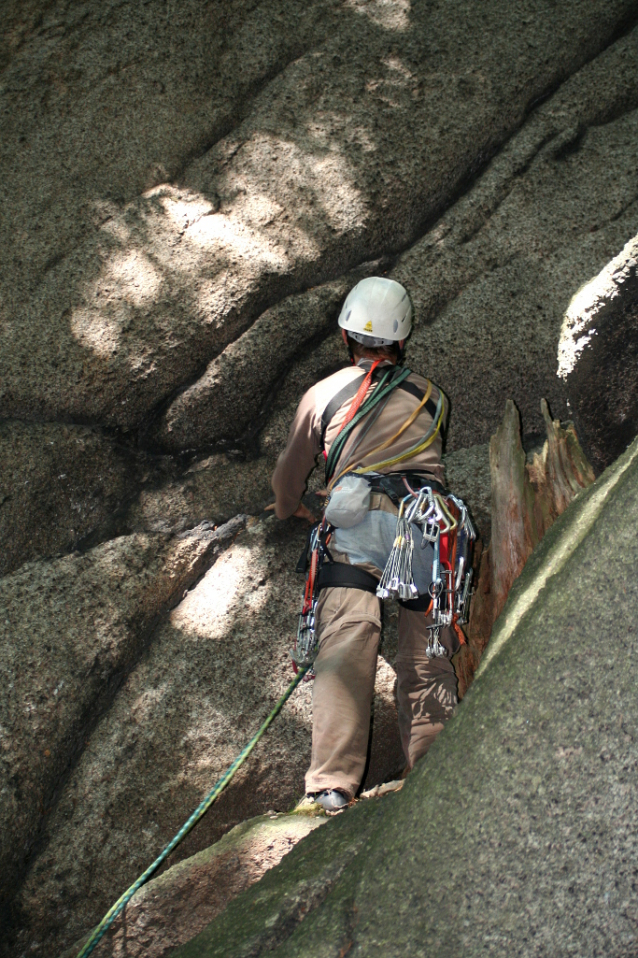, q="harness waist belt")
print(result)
[367,472,448,503]
[316,562,379,595]
[316,563,434,609]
